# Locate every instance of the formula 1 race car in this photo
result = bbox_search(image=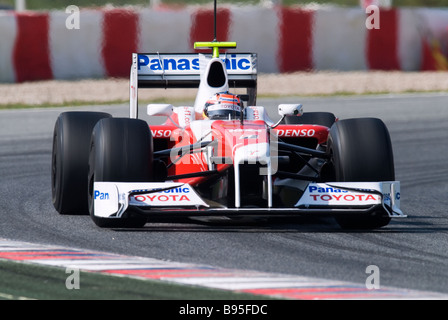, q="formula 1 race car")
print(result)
[51,33,404,230]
